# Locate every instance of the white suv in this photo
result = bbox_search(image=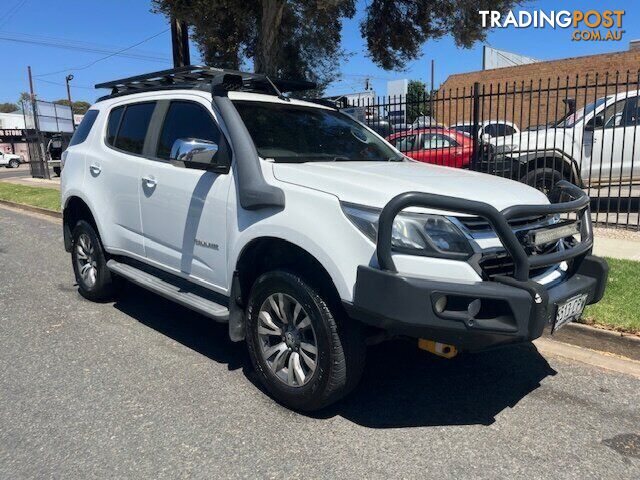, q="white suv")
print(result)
[61,67,608,411]
[0,151,21,168]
